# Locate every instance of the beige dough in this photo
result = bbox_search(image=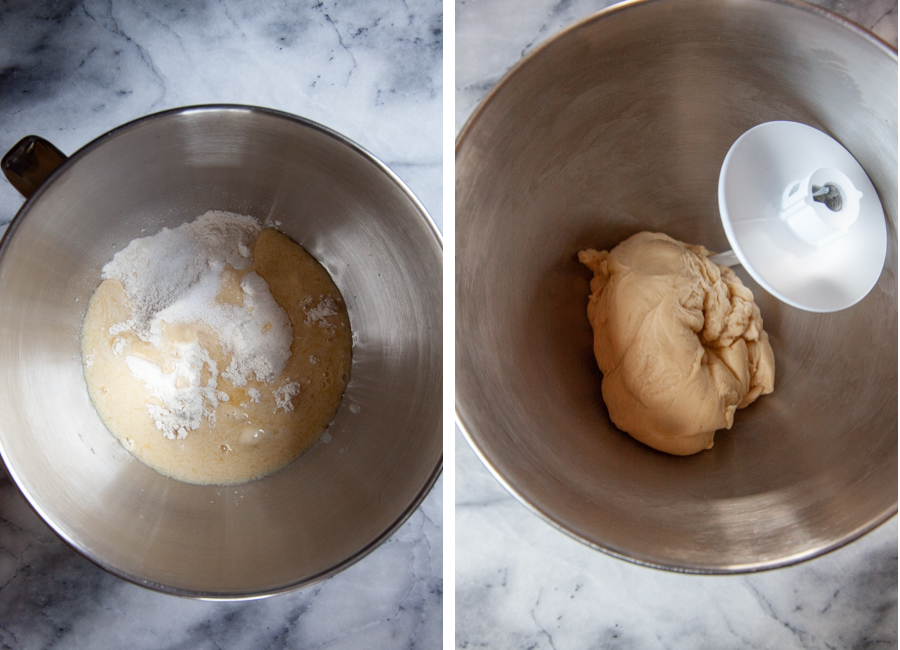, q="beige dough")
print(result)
[578,232,775,455]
